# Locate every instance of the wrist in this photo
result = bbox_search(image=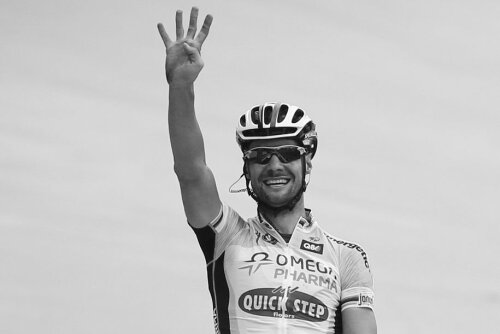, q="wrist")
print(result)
[169,83,195,100]
[166,70,200,89]
[169,81,194,90]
